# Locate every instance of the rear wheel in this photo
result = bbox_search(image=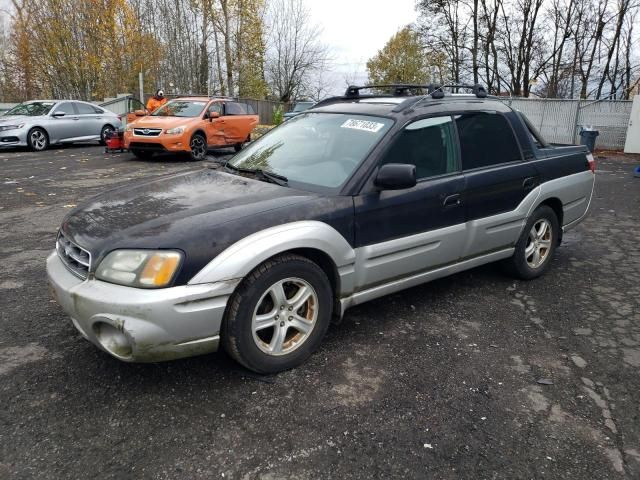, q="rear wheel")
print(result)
[222,254,333,373]
[131,149,154,160]
[100,125,115,145]
[190,134,207,160]
[233,134,251,153]
[27,128,49,152]
[504,205,559,280]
